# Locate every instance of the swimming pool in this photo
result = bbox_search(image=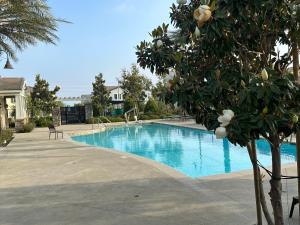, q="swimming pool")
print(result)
[72,123,296,178]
